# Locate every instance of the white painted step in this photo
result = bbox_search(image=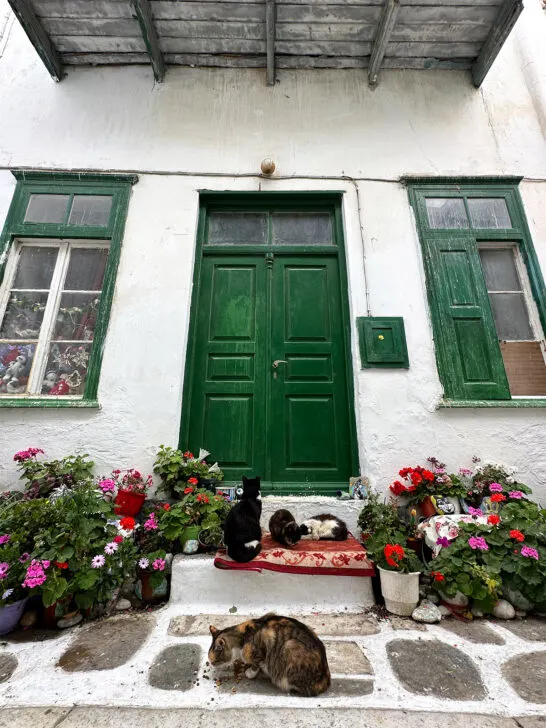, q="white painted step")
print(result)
[170,553,374,614]
[259,495,364,536]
